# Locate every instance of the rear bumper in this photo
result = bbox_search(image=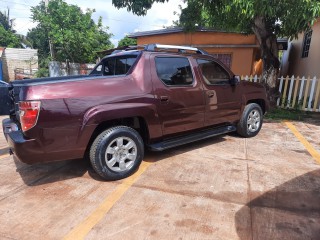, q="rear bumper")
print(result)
[2,118,43,164]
